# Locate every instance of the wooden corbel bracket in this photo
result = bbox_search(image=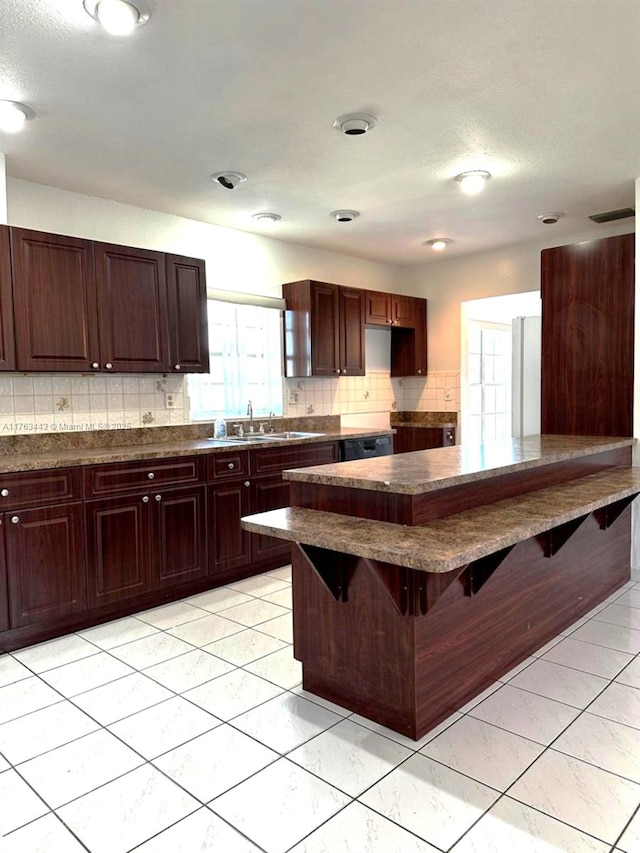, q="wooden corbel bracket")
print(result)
[364,559,464,616]
[298,544,356,602]
[593,494,638,530]
[459,545,514,597]
[535,514,589,558]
